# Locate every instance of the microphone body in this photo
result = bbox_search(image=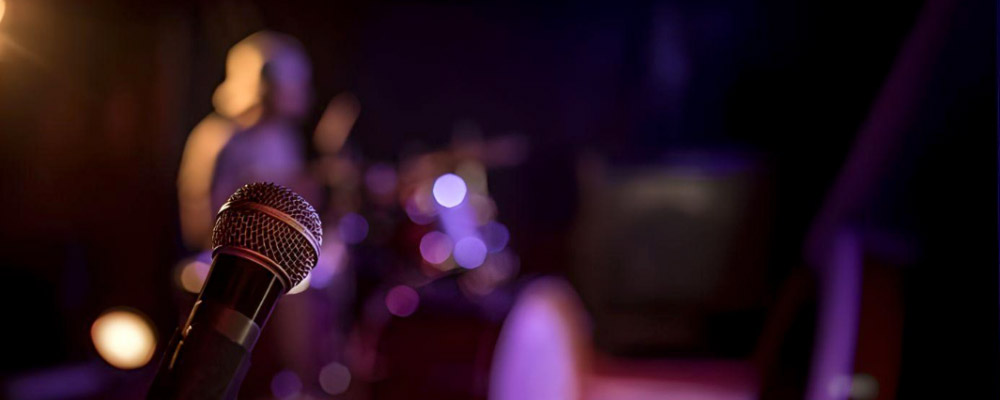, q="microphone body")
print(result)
[148,254,282,399]
[147,182,322,399]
